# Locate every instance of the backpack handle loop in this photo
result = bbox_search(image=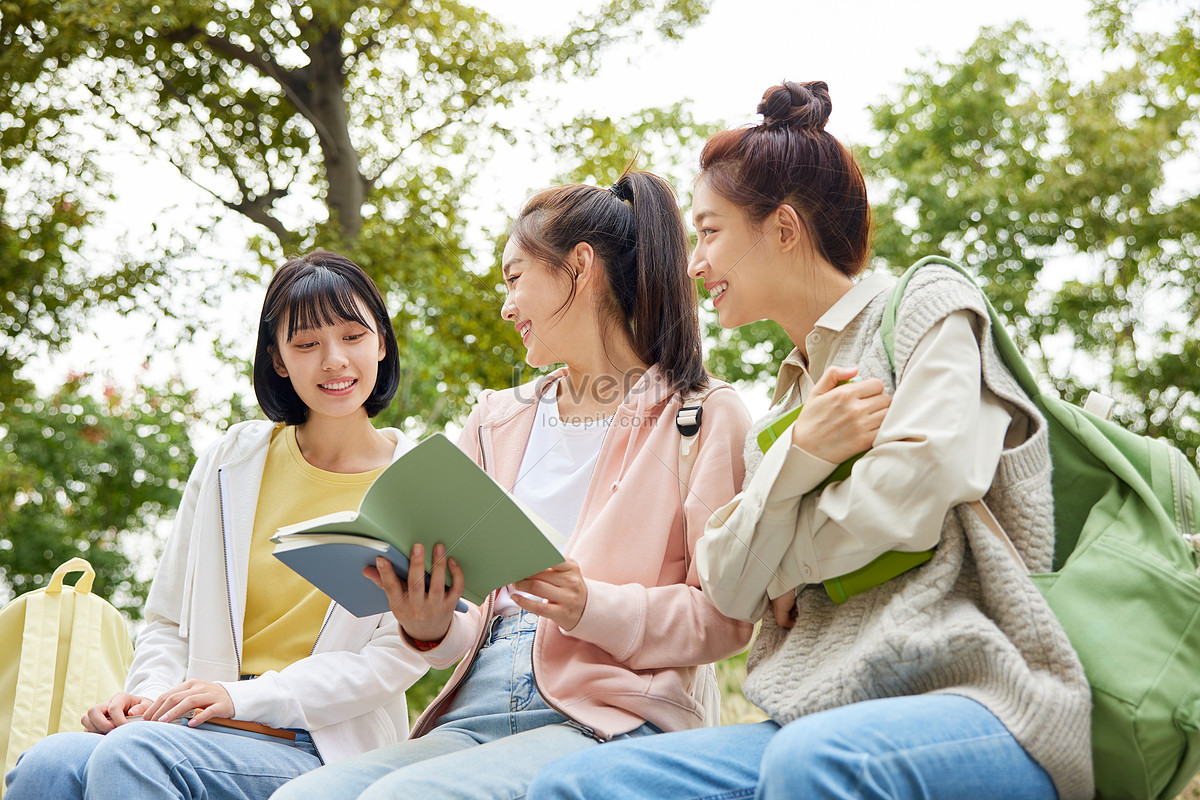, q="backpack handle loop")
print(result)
[46,557,96,595]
